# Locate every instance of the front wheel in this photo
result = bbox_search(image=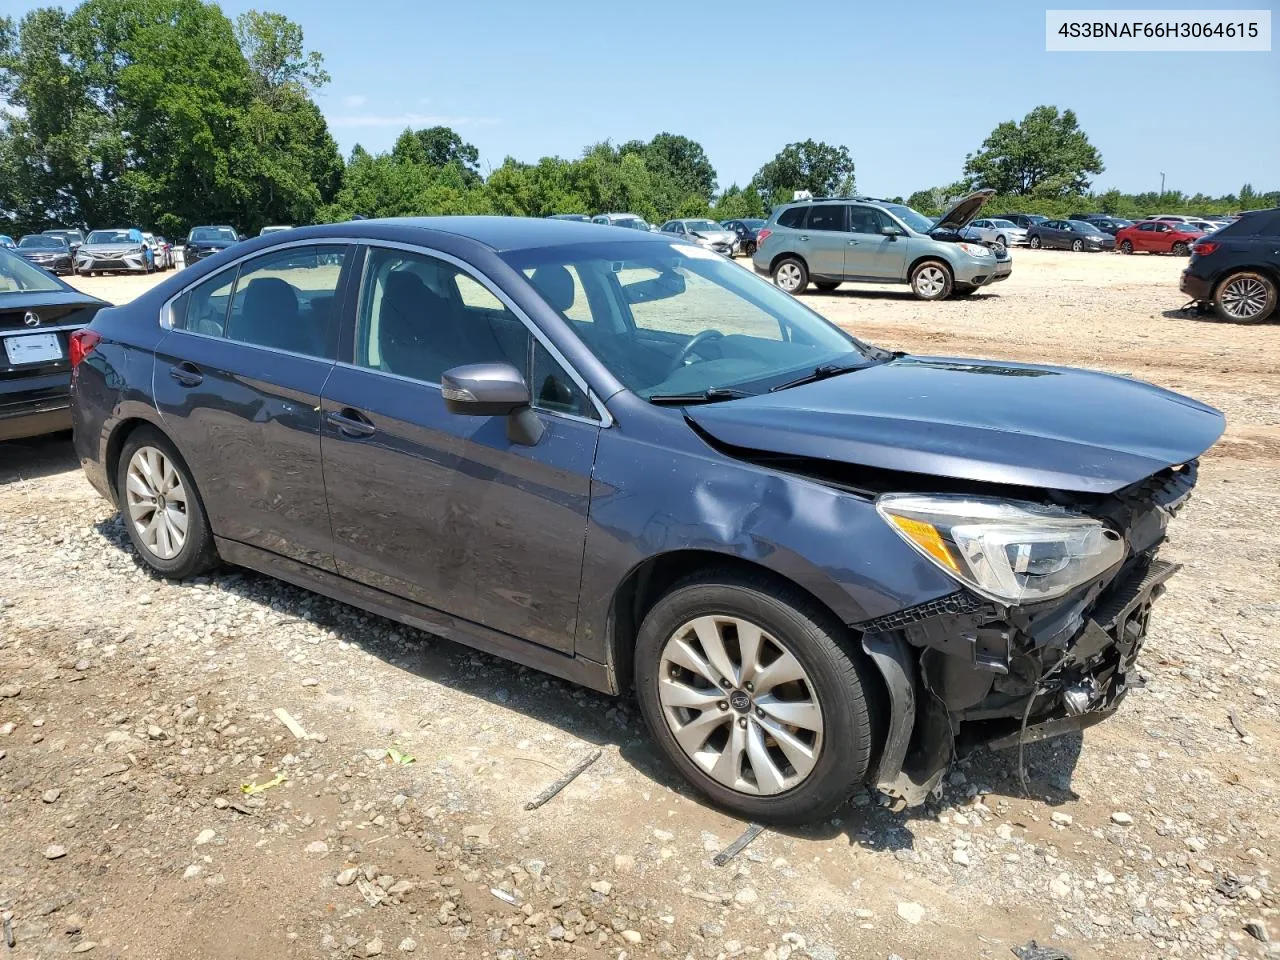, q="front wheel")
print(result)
[743,240,756,257]
[1119,240,1133,254]
[910,260,952,300]
[1071,239,1084,252]
[772,257,808,294]
[634,573,875,824]
[1215,271,1277,324]
[116,427,219,579]
[1029,235,1042,249]
[995,235,1007,247]
[1172,241,1189,257]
